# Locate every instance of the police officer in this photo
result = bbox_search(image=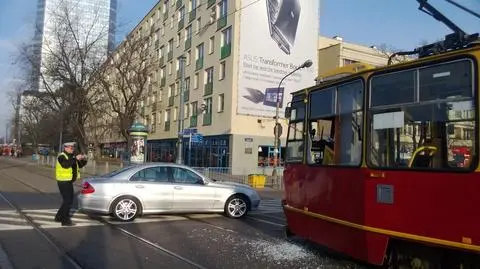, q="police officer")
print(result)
[54,142,87,226]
